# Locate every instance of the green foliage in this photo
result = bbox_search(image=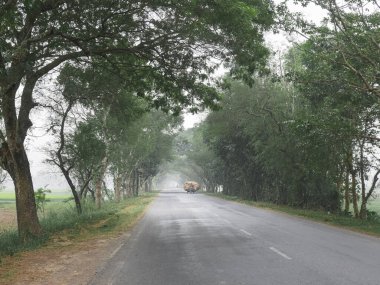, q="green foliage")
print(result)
[1,0,275,111]
[70,120,106,169]
[34,187,51,214]
[200,79,343,210]
[112,109,182,181]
